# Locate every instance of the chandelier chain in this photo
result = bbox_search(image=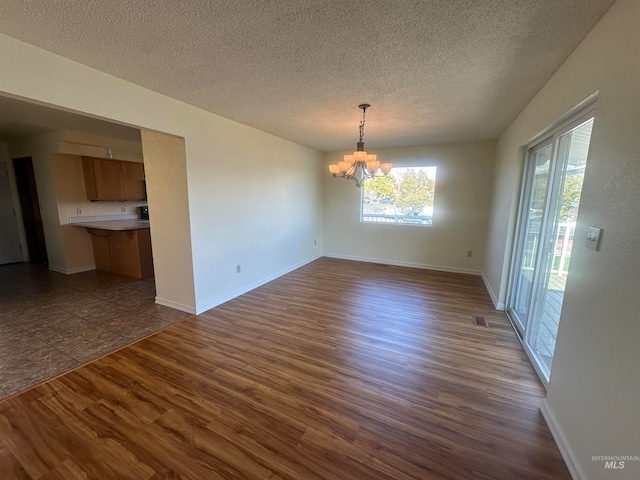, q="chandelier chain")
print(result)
[359,107,366,143]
